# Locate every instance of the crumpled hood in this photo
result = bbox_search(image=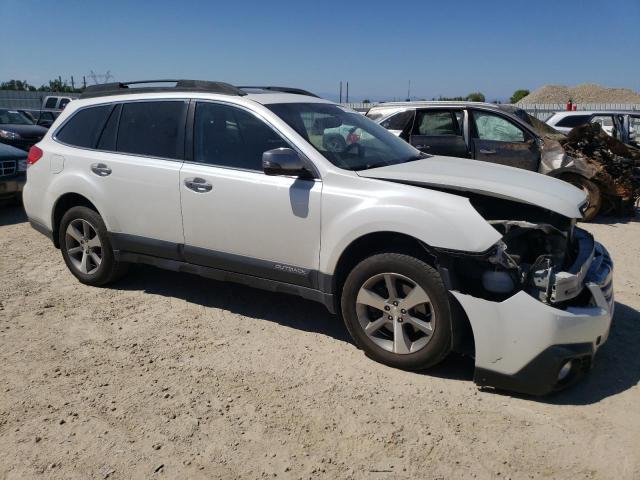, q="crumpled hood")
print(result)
[357,156,586,218]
